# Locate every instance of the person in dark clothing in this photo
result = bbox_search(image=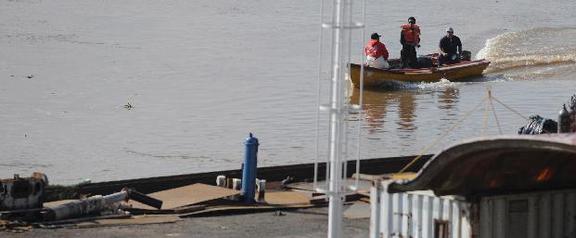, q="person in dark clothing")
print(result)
[400,17,421,68]
[438,27,462,65]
